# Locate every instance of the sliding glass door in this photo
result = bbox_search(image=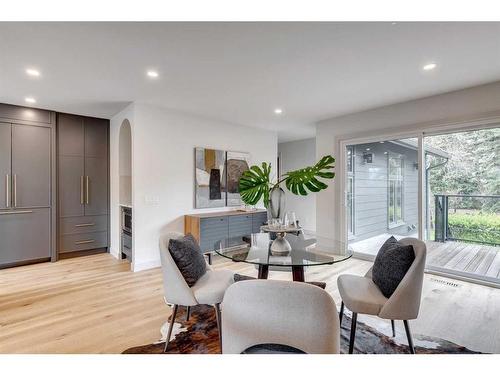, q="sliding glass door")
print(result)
[343,126,500,285]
